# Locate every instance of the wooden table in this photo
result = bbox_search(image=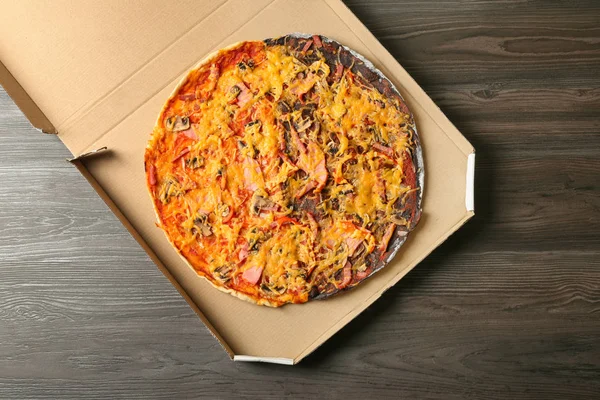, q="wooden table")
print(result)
[1,1,599,398]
